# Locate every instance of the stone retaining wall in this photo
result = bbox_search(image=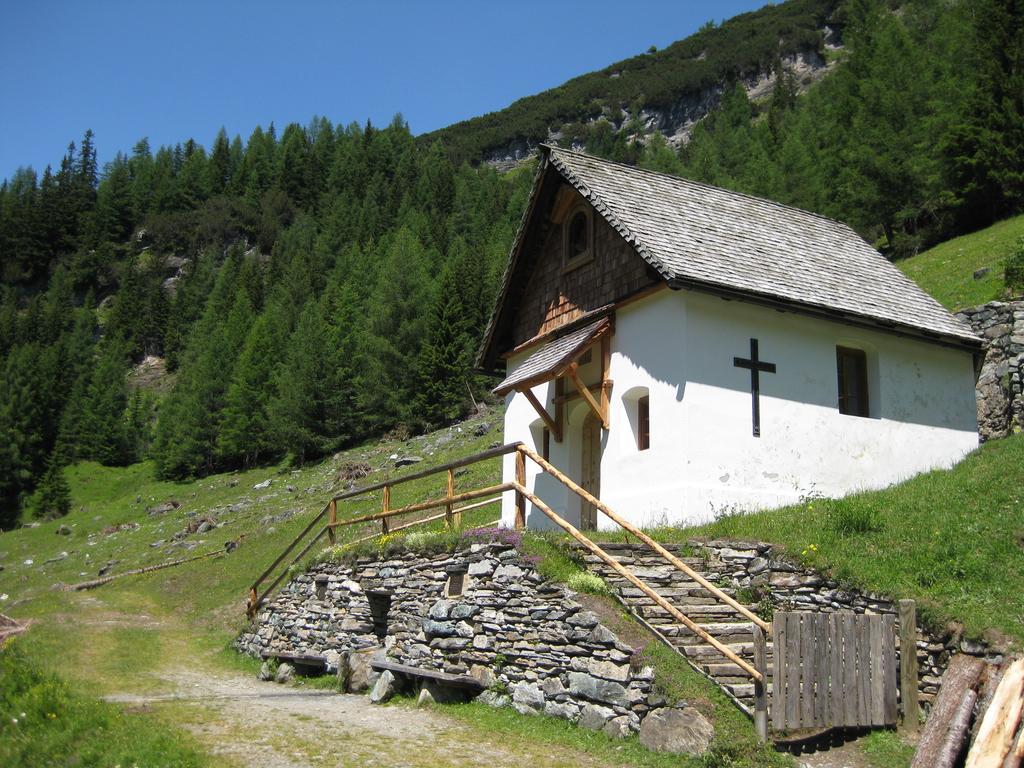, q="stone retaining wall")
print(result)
[956,299,1024,441]
[237,540,711,747]
[692,539,1002,707]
